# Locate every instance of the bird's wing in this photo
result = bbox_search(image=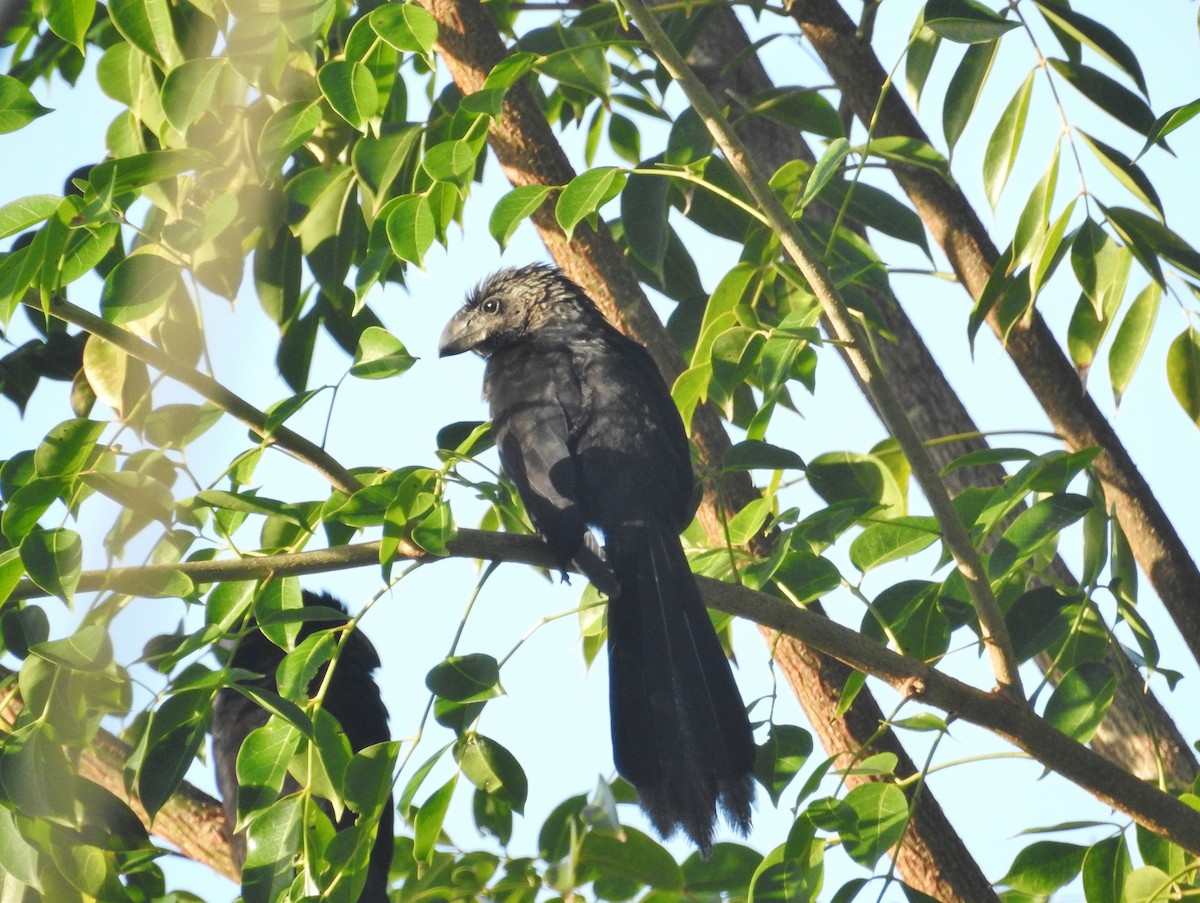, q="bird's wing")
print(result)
[486,346,589,562]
